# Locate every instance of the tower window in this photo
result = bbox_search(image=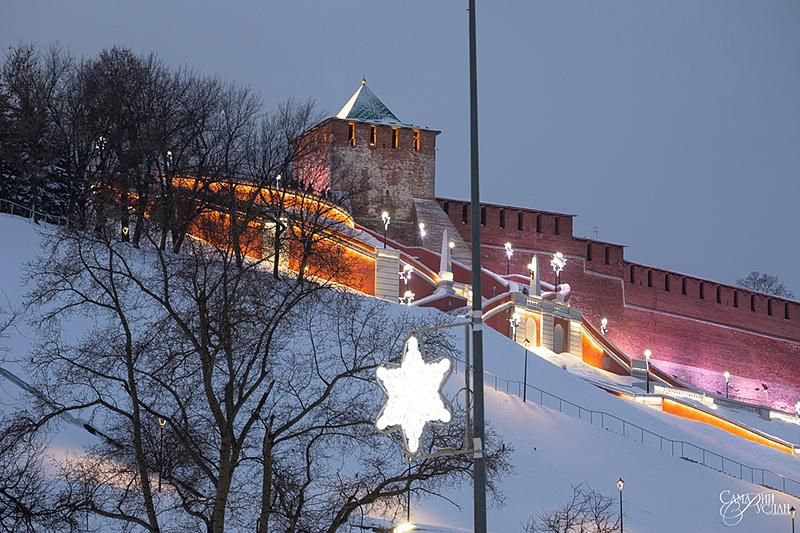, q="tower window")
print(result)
[716,286,721,304]
[629,266,635,284]
[369,125,377,147]
[665,274,670,292]
[391,128,399,149]
[443,201,449,214]
[604,246,610,265]
[412,130,420,151]
[699,282,705,299]
[734,290,739,308]
[480,206,487,226]
[348,123,356,146]
[461,203,468,224]
[587,243,593,262]
[554,216,561,235]
[517,212,524,231]
[682,278,687,295]
[751,295,756,312]
[768,299,773,316]
[499,209,506,228]
[786,303,791,320]
[536,214,542,233]
[647,270,652,288]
